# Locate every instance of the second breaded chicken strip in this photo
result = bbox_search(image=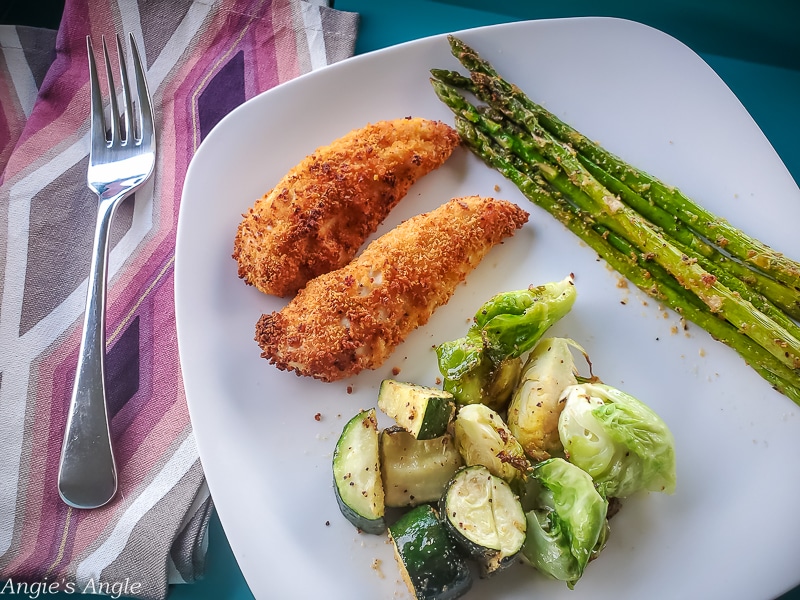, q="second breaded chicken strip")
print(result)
[255,196,529,382]
[233,117,460,297]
